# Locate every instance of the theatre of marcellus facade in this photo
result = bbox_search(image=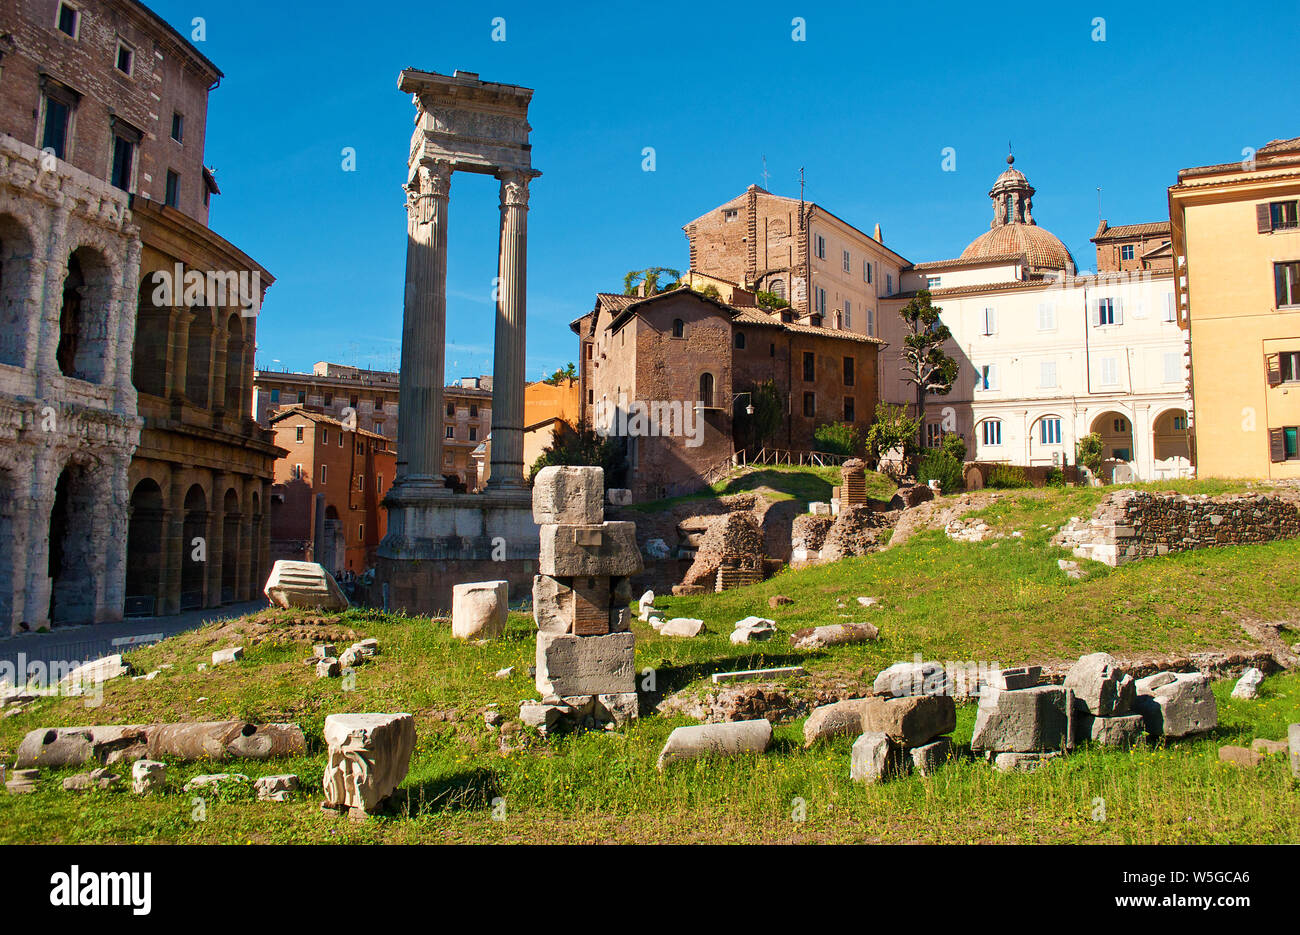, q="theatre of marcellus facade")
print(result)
[0,0,280,632]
